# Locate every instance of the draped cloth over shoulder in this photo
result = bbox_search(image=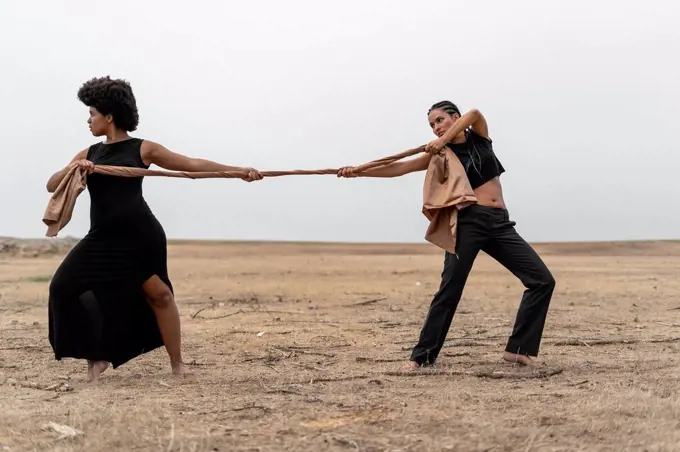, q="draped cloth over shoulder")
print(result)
[422,148,477,254]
